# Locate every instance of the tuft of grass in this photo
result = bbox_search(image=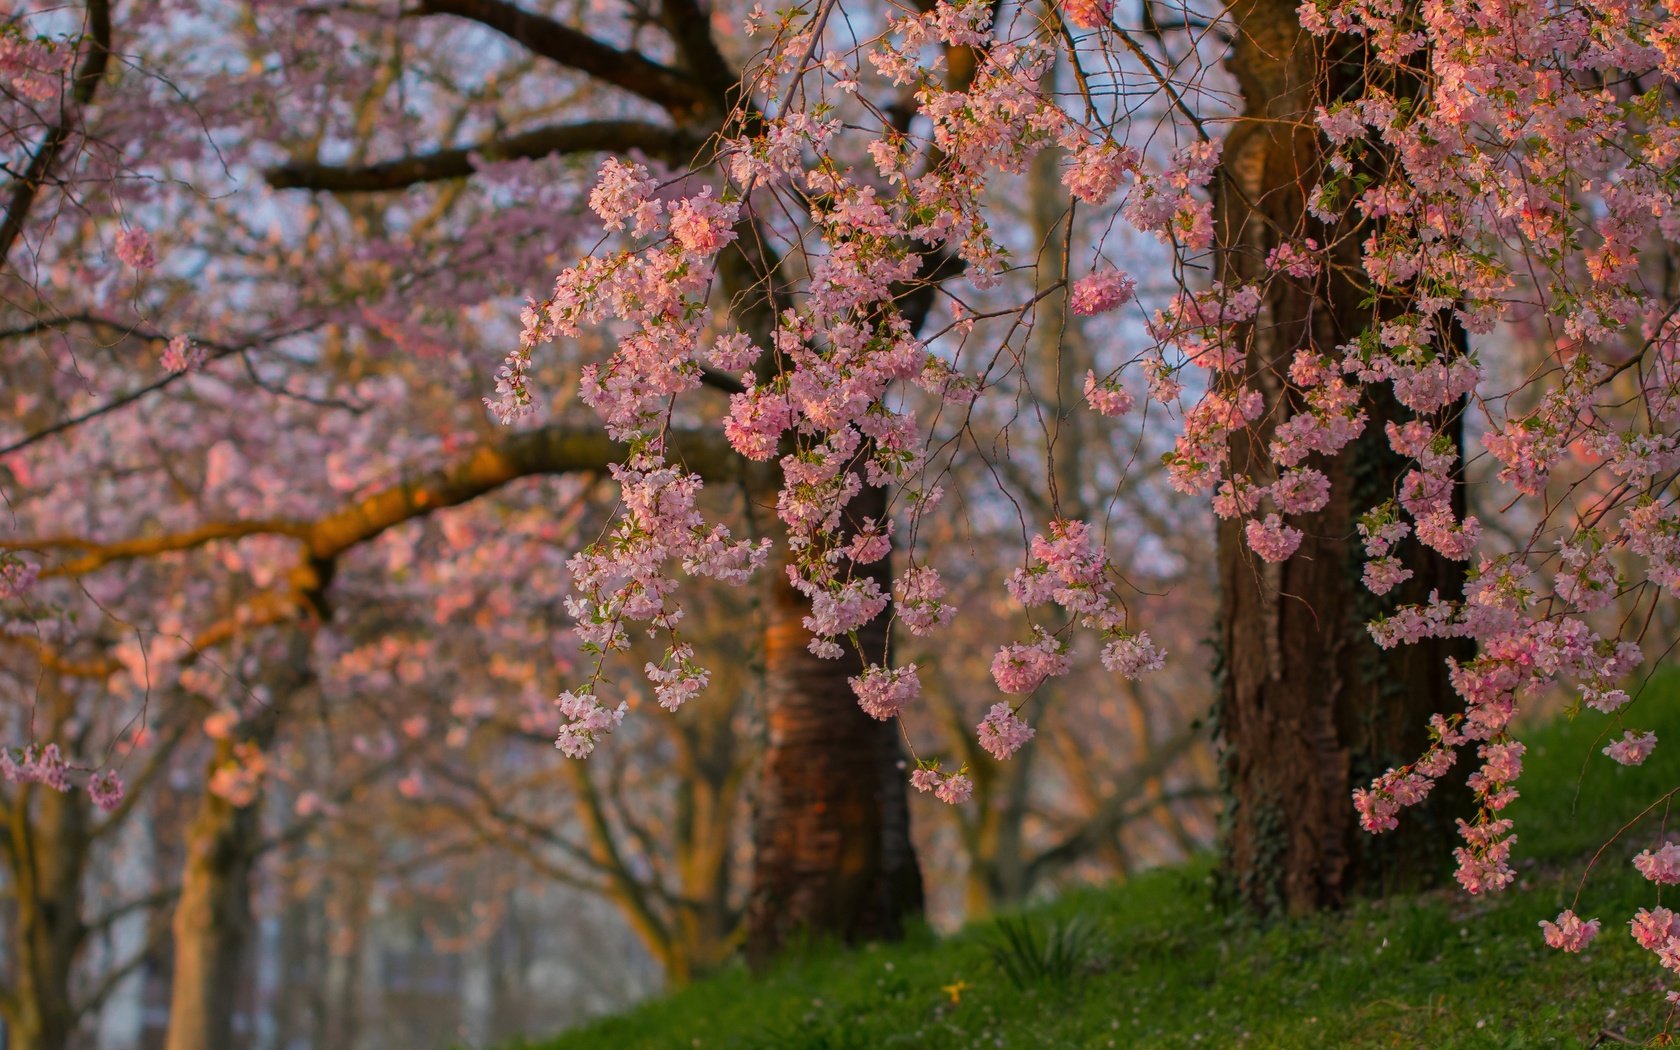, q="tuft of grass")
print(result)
[521,666,1680,1049]
[985,913,1106,990]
